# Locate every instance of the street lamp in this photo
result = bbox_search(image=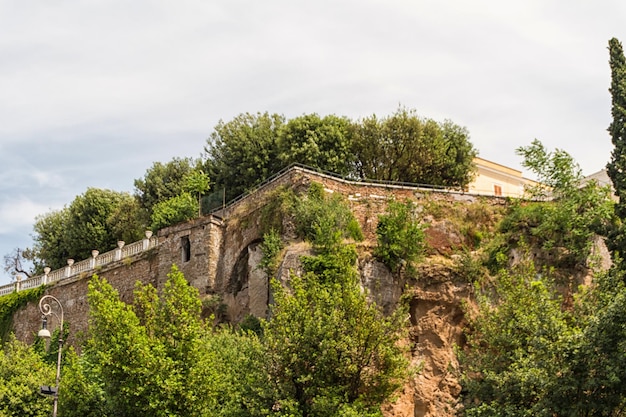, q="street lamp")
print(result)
[38,295,64,417]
